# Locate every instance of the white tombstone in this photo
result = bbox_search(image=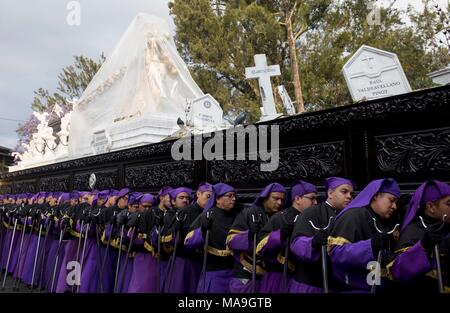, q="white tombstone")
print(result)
[343,45,412,102]
[187,94,223,127]
[245,54,282,121]
[91,130,112,155]
[428,64,450,86]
